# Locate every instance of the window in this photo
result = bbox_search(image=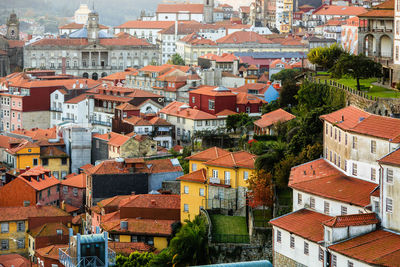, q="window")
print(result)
[348,261,354,267]
[73,188,78,197]
[339,130,341,142]
[290,236,295,248]
[197,121,202,126]
[304,241,309,255]
[386,197,393,213]
[212,169,219,178]
[345,133,348,145]
[298,193,302,205]
[310,197,315,209]
[17,238,25,249]
[56,229,63,235]
[352,163,357,176]
[224,171,231,185]
[199,188,205,196]
[330,126,332,137]
[184,186,189,194]
[47,188,51,197]
[62,158,67,165]
[17,221,25,232]
[1,223,9,233]
[352,136,357,149]
[324,201,330,214]
[33,158,38,166]
[371,140,376,153]
[332,255,337,267]
[192,163,197,171]
[334,128,337,140]
[39,191,42,200]
[387,168,394,183]
[1,240,9,250]
[341,206,347,215]
[63,186,68,193]
[371,168,376,181]
[243,171,249,180]
[277,230,281,242]
[184,204,189,212]
[192,96,195,103]
[344,160,347,172]
[208,99,215,110]
[319,247,324,261]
